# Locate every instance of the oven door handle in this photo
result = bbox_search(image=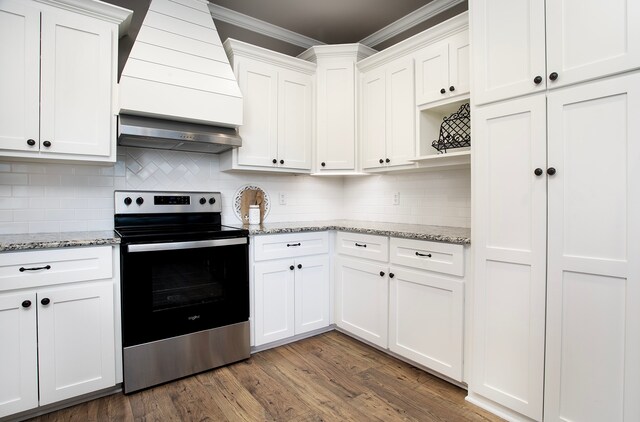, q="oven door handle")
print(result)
[126,237,247,253]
